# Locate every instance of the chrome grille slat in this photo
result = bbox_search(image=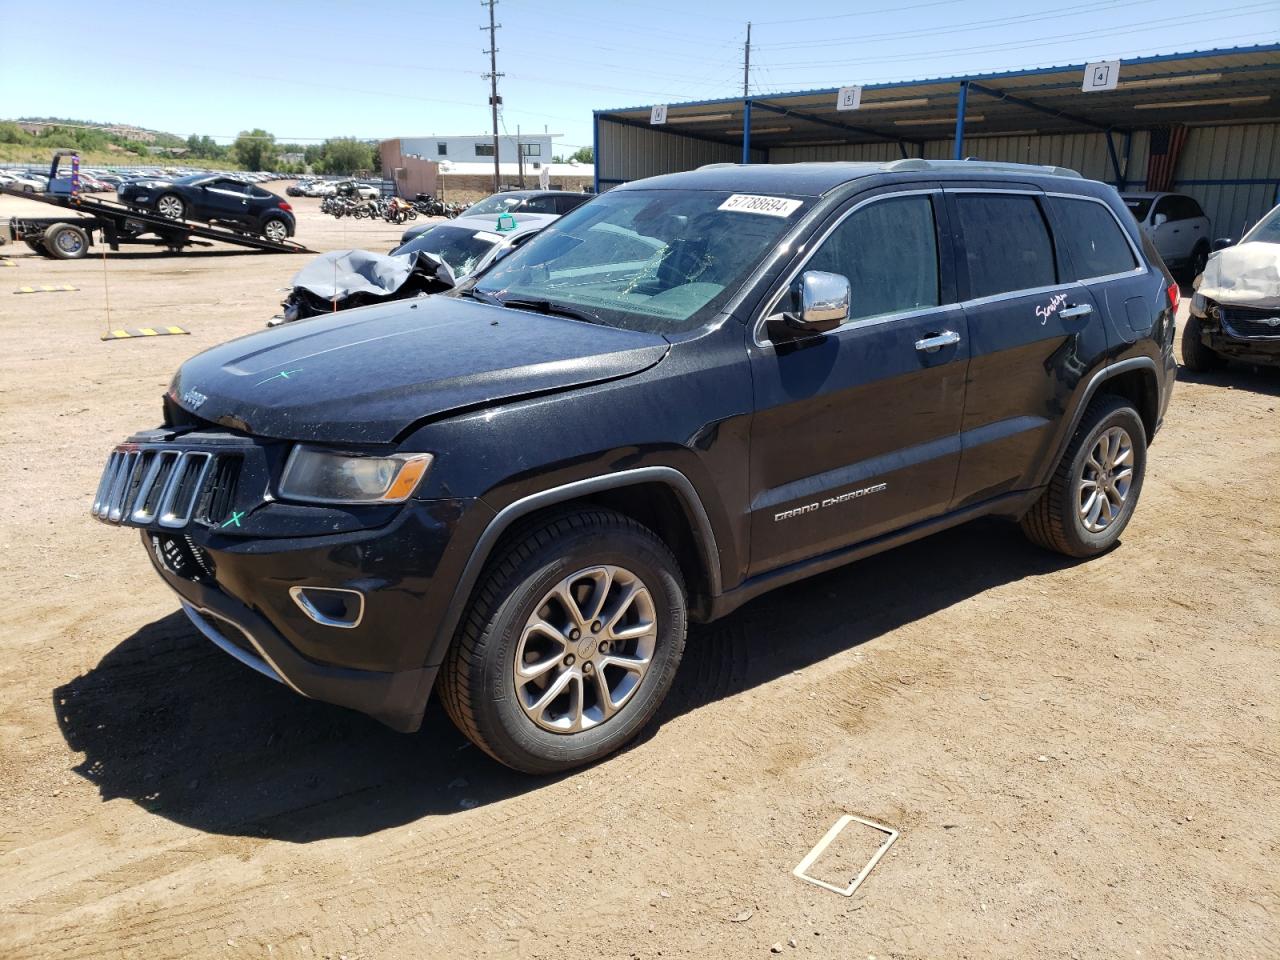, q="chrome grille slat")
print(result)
[159,452,214,528]
[93,451,122,517]
[129,451,173,524]
[106,451,141,522]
